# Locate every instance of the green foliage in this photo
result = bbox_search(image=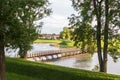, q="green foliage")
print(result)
[0,0,51,58]
[0,1,51,79]
[59,27,72,40]
[69,20,96,53]
[69,0,120,49]
[108,40,120,53]
[108,40,120,62]
[69,0,120,72]
[6,58,120,80]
